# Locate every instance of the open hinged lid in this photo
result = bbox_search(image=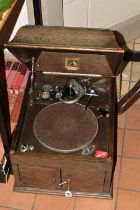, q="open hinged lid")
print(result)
[5,25,124,77]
